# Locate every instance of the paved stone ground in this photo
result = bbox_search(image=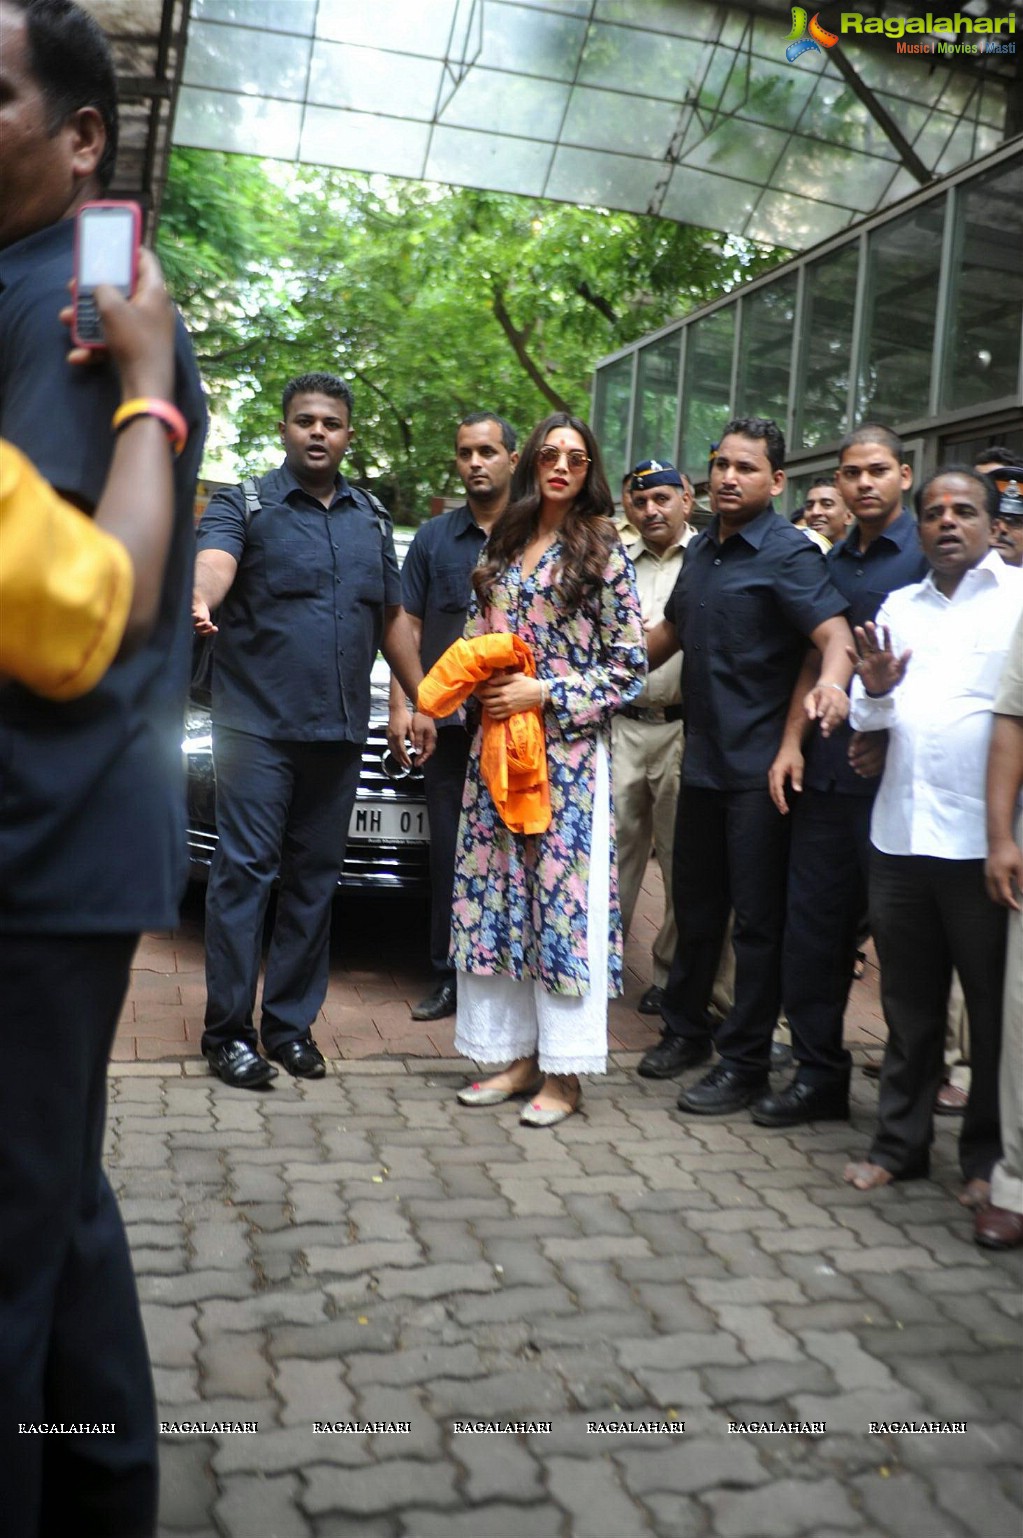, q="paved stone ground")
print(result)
[107,864,1020,1536]
[111,1056,1022,1538]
